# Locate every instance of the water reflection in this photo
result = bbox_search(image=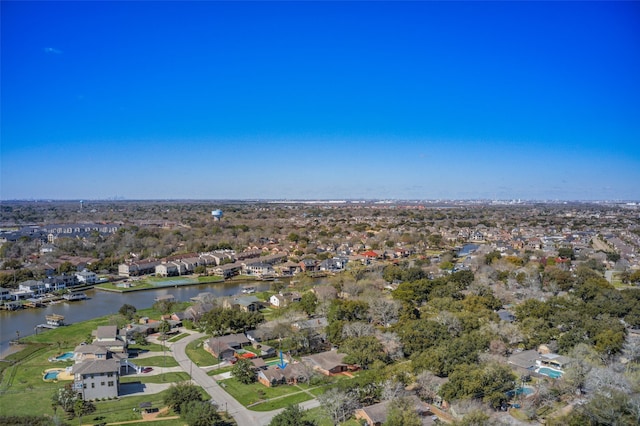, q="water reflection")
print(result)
[0,280,275,357]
